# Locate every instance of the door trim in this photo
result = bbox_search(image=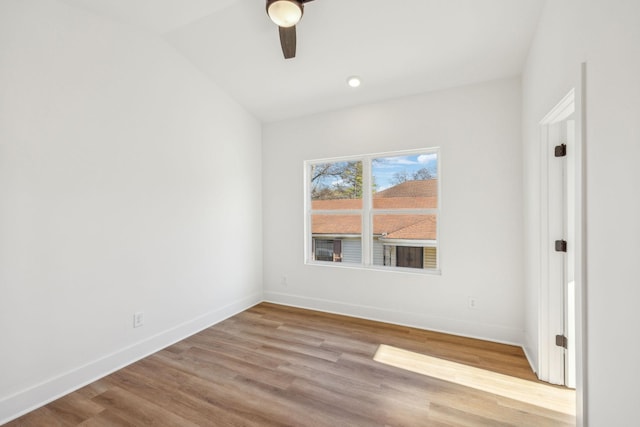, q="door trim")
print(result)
[537,63,587,426]
[539,89,574,385]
